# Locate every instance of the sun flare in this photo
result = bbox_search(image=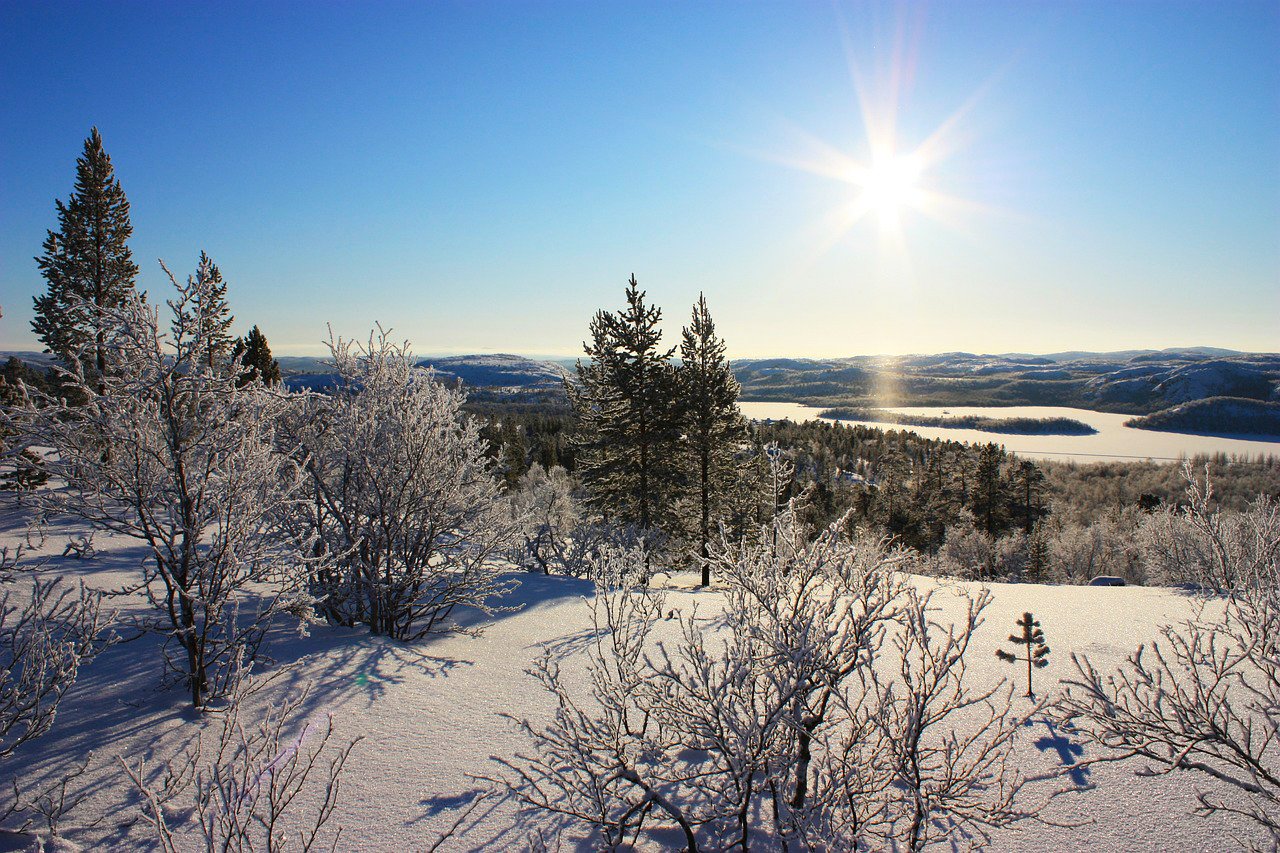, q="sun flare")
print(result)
[854,152,925,221]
